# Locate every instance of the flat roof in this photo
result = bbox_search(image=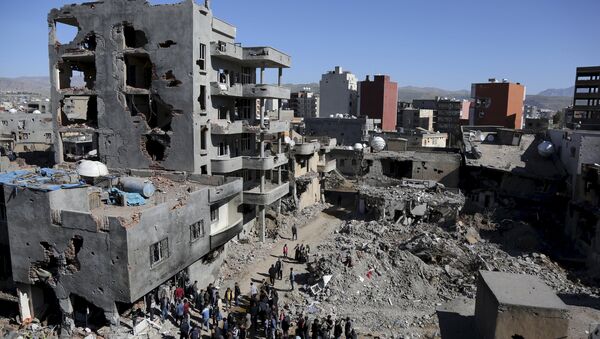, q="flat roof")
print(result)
[479,271,567,310]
